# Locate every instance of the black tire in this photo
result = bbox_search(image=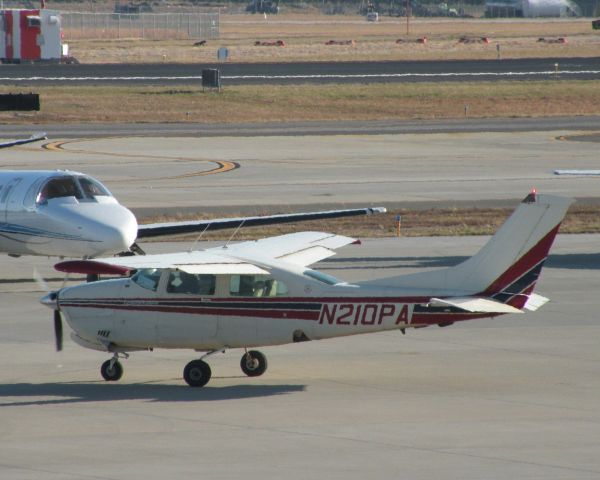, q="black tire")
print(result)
[240,350,268,377]
[101,359,123,381]
[183,359,212,387]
